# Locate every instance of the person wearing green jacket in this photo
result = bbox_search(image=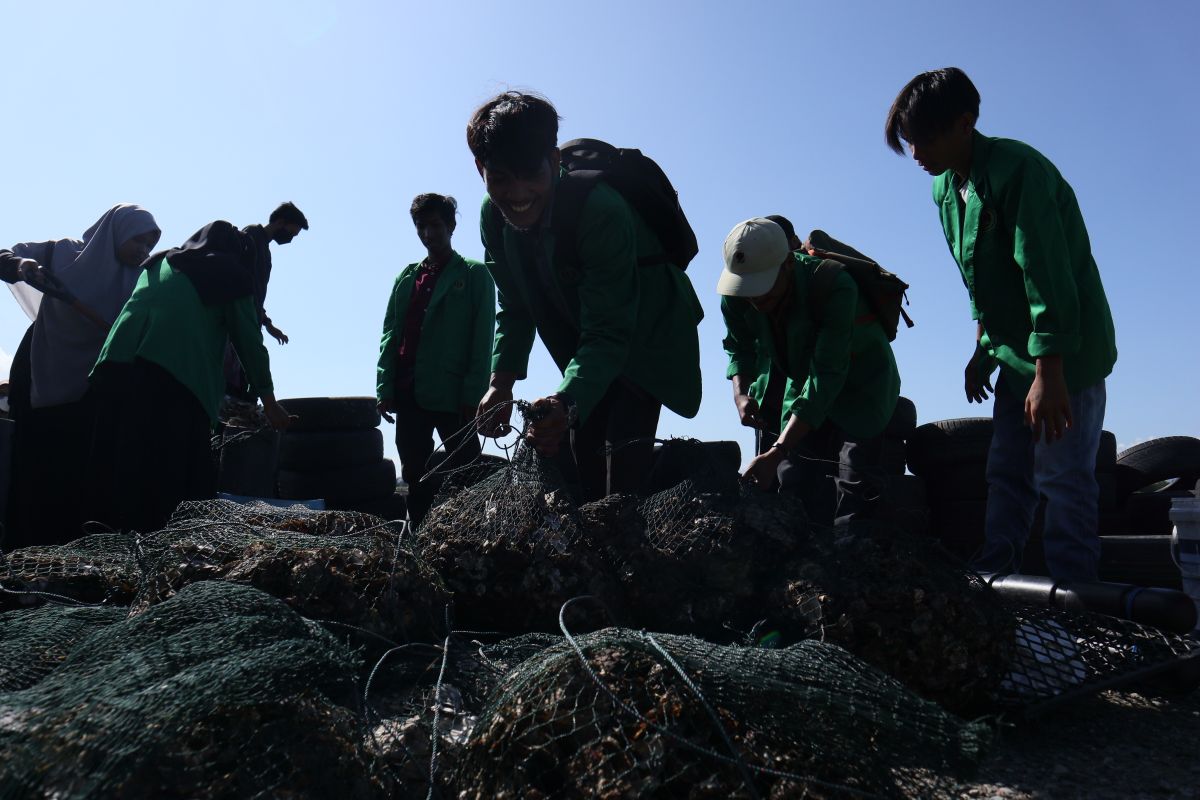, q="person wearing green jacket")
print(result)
[87,221,292,534]
[886,67,1117,581]
[723,218,900,526]
[376,193,496,524]
[467,91,703,501]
